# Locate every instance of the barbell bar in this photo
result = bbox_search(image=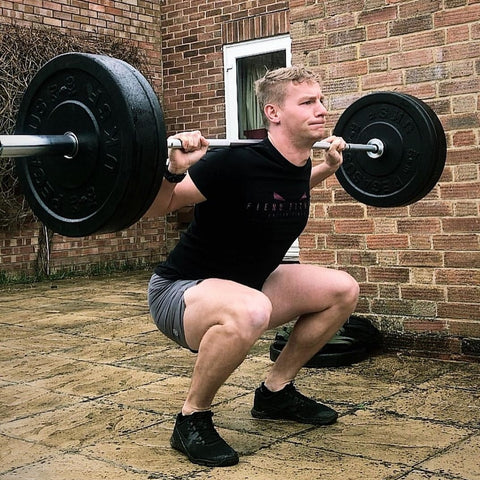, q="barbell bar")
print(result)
[4,52,446,237]
[0,134,384,159]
